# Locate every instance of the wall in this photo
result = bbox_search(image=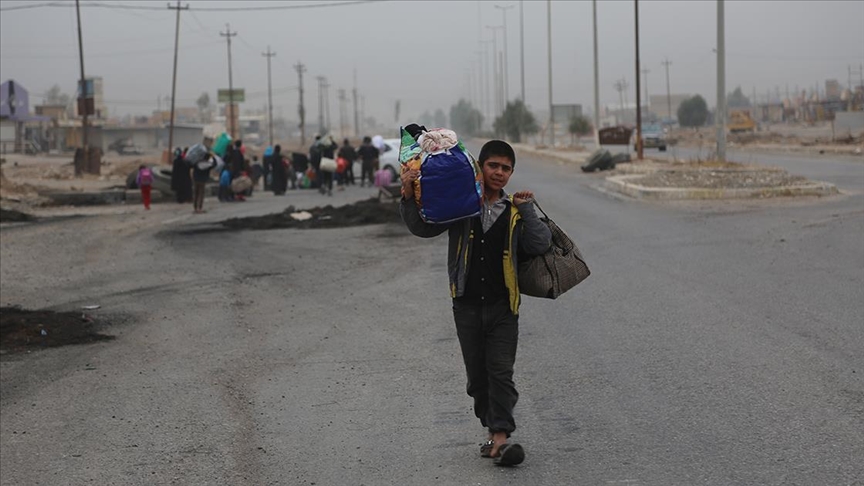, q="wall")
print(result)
[834,112,864,137]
